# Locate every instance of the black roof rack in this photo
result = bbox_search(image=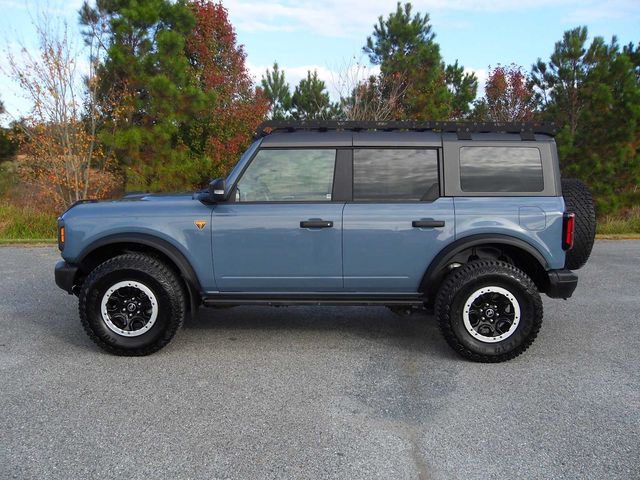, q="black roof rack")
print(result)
[255,120,557,141]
